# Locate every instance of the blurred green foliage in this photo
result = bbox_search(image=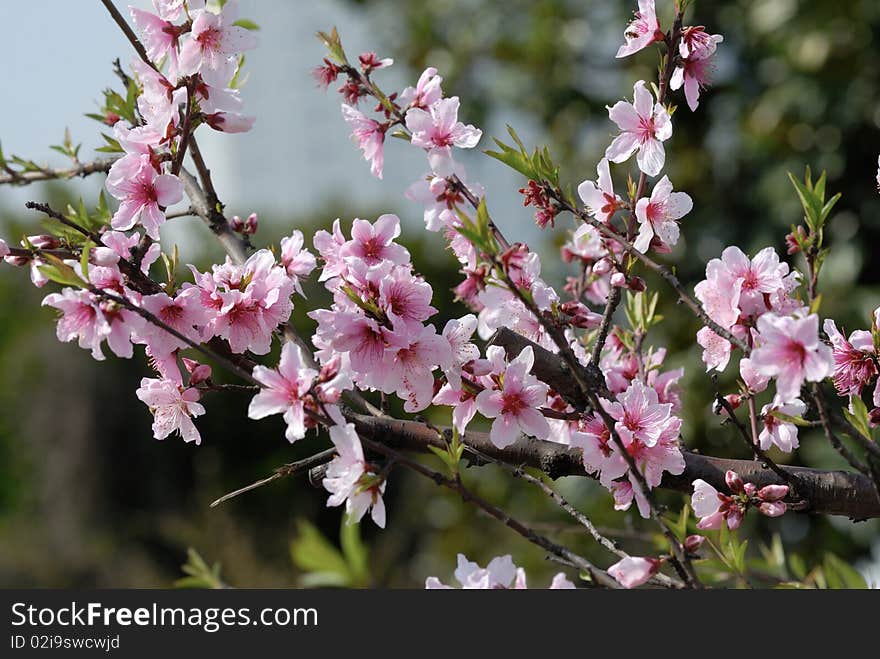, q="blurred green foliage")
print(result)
[1,0,880,588]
